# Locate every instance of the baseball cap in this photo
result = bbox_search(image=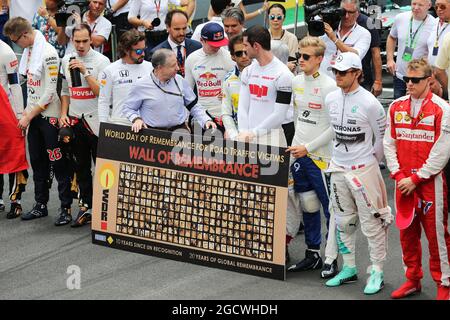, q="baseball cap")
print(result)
[332,52,362,71]
[201,22,229,47]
